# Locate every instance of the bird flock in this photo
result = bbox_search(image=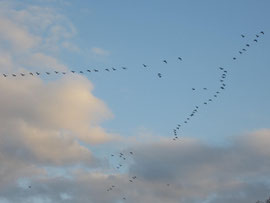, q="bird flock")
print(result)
[1,31,265,201]
[105,31,265,201]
